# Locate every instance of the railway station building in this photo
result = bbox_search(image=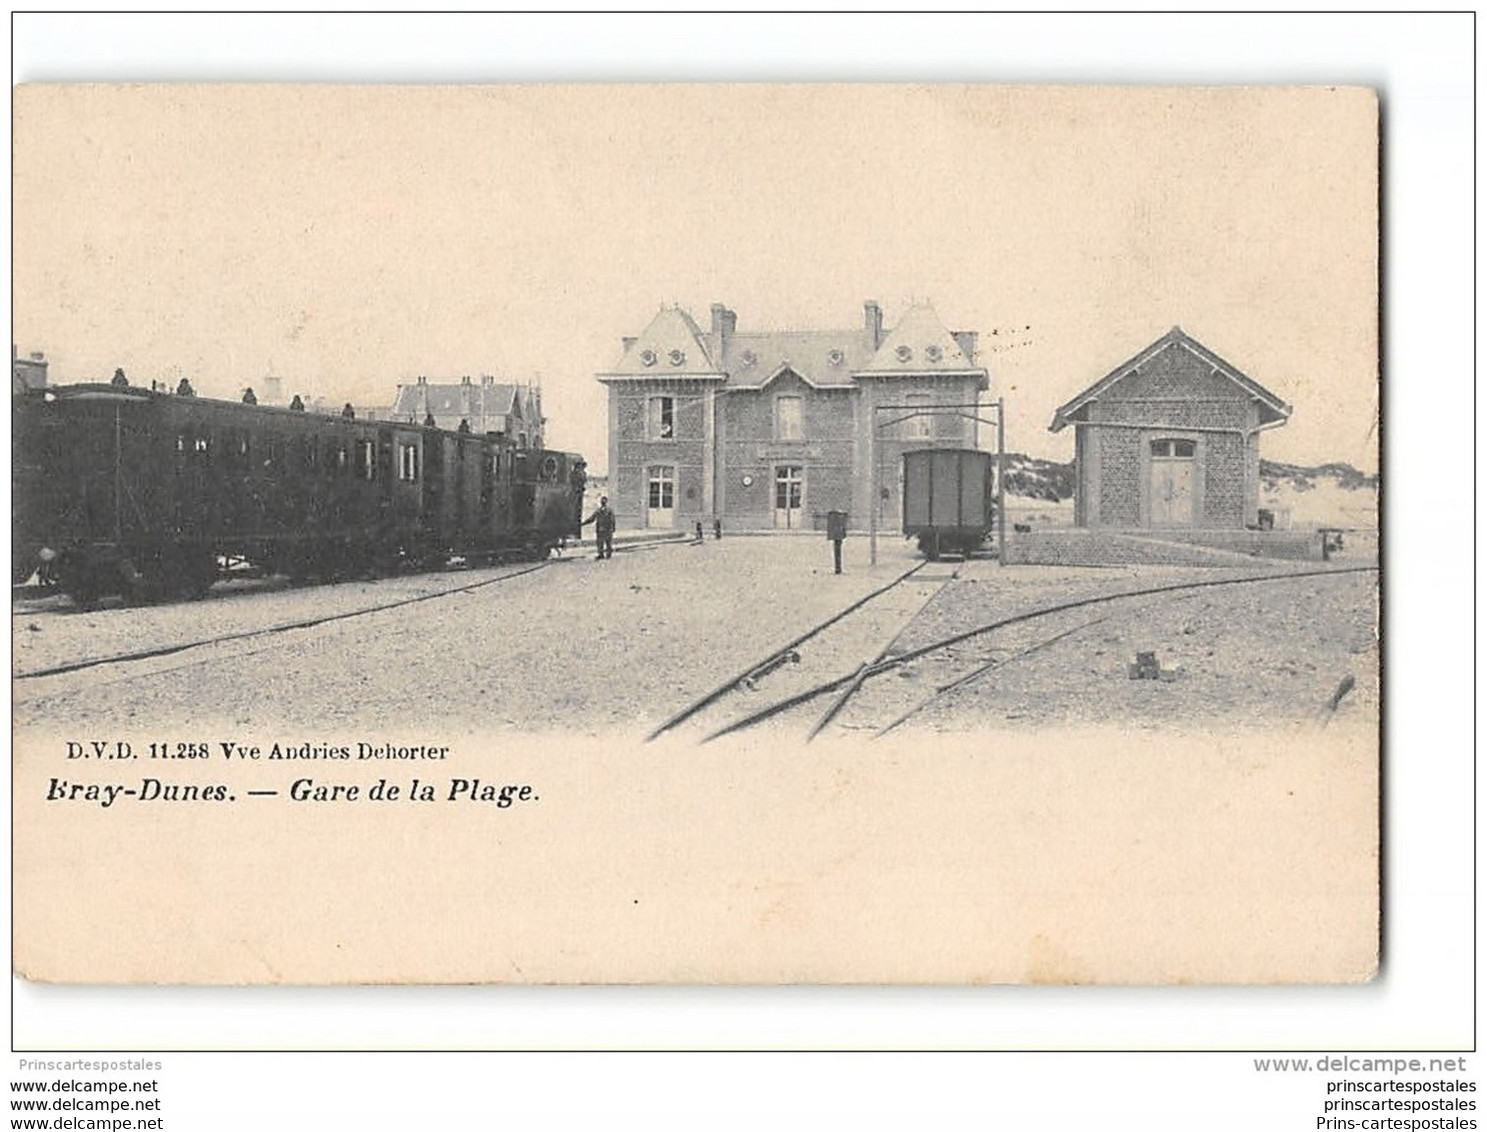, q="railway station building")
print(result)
[1049,327,1291,530]
[596,301,989,532]
[386,375,543,448]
